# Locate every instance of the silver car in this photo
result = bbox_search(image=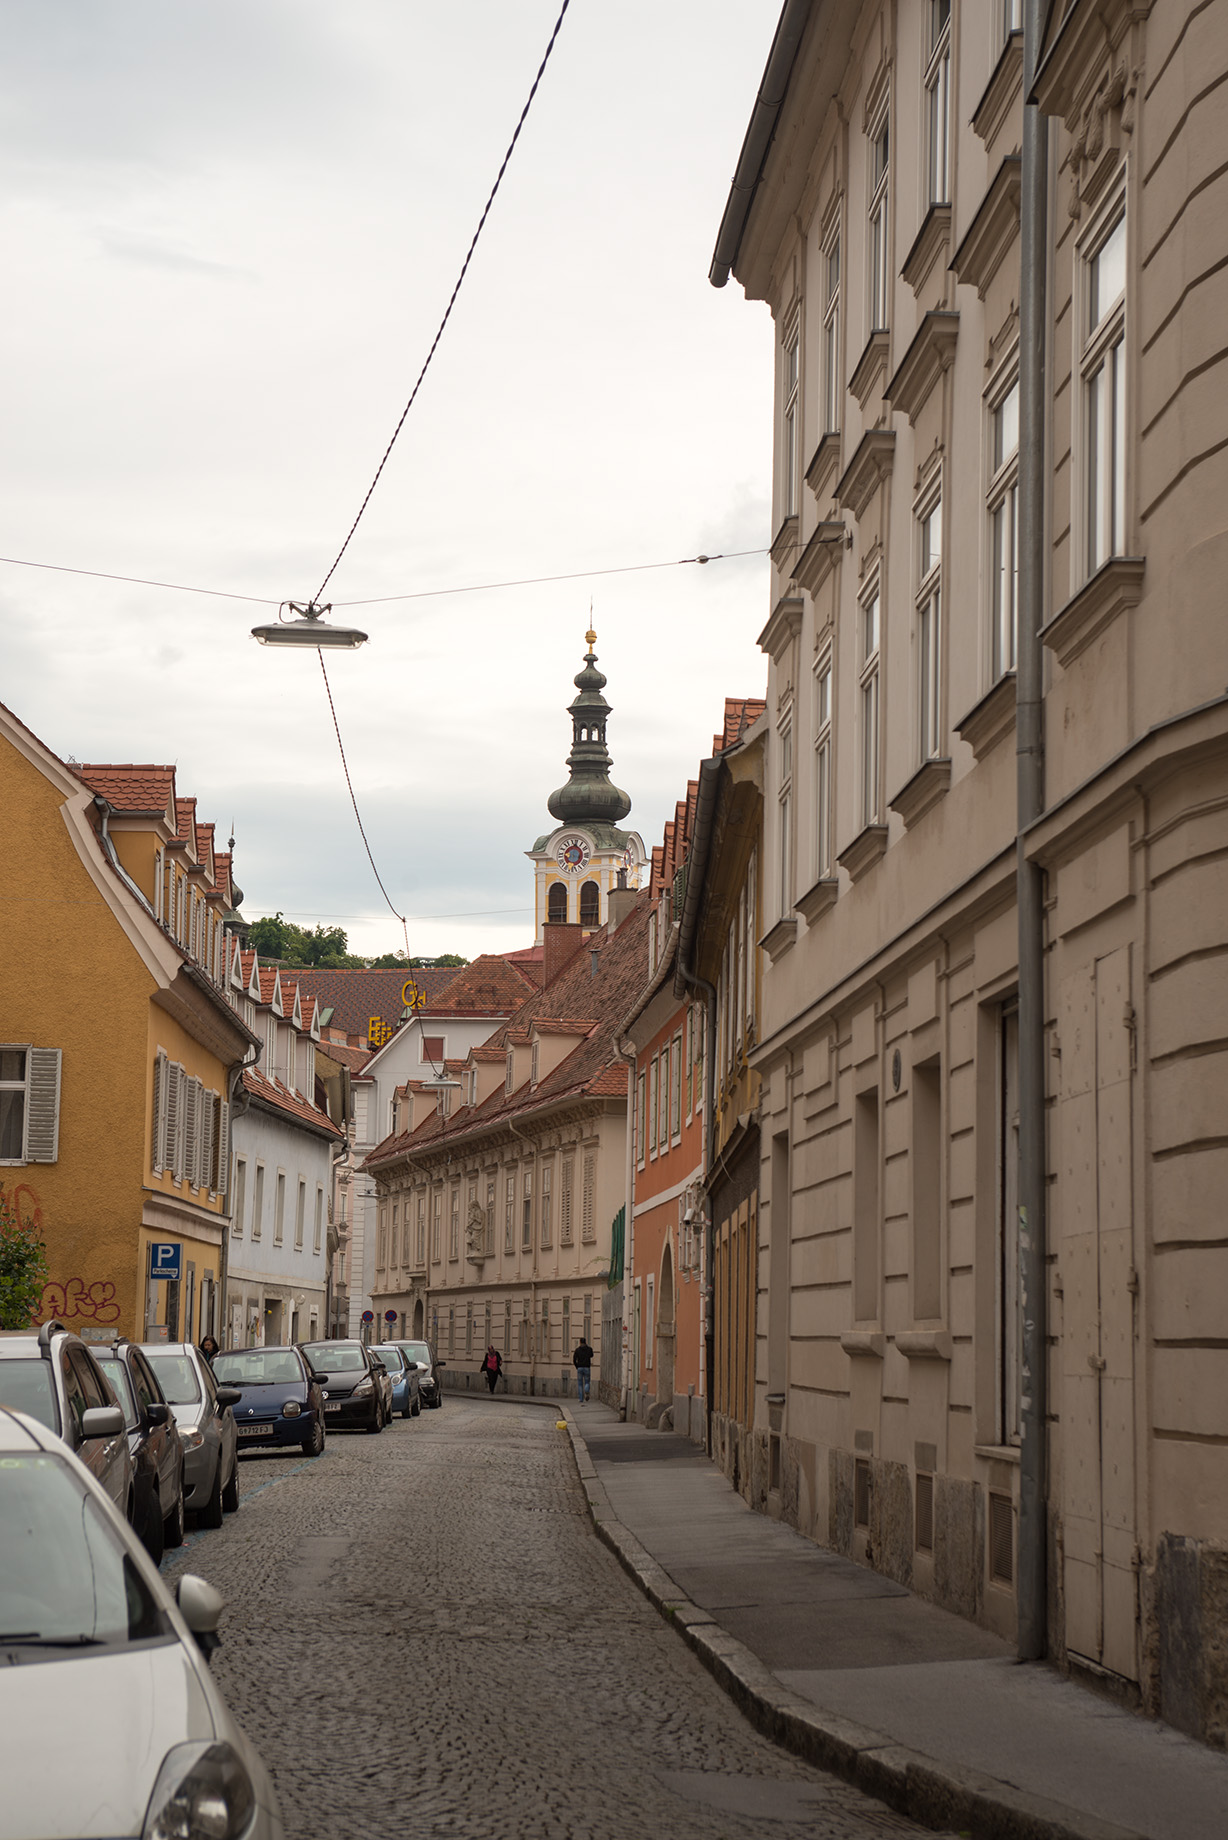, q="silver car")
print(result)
[0,1402,283,1839]
[141,1342,240,1528]
[0,1320,133,1520]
